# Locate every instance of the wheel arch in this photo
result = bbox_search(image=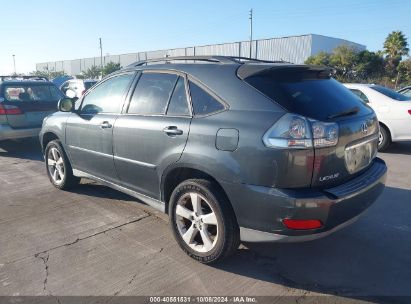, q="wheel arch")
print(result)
[161,164,235,217]
[379,121,392,142]
[42,132,60,152]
